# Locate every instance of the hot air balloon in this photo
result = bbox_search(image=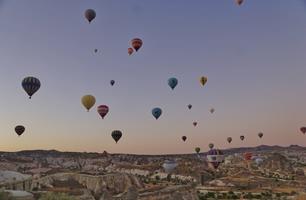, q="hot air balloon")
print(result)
[162,160,177,173]
[81,95,96,111]
[22,77,41,99]
[97,105,109,119]
[128,47,134,55]
[227,137,232,144]
[207,149,224,170]
[182,136,187,142]
[131,38,143,52]
[240,135,245,141]
[258,132,263,138]
[110,80,115,86]
[300,127,306,134]
[168,77,178,90]
[193,122,197,127]
[188,104,192,110]
[255,157,263,165]
[152,107,162,120]
[210,108,215,114]
[209,143,214,149]
[243,152,253,161]
[85,9,96,23]
[236,0,243,6]
[111,130,122,143]
[195,147,201,154]
[200,76,207,87]
[94,49,98,53]
[15,125,25,136]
